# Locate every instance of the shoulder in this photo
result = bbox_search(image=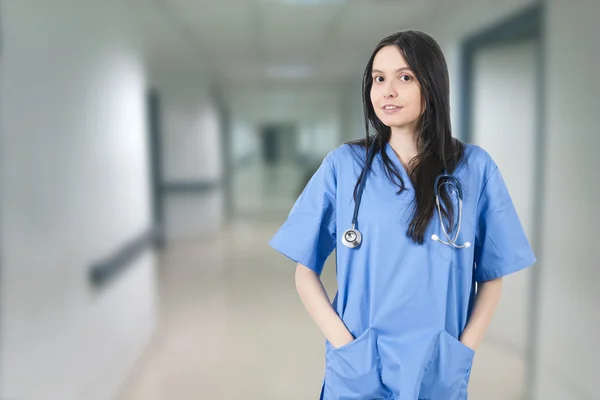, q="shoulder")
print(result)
[324,142,366,170]
[461,142,499,181]
[455,142,504,202]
